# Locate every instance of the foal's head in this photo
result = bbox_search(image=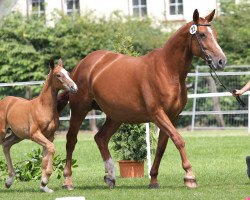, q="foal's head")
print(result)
[49,58,78,93]
[190,9,226,70]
